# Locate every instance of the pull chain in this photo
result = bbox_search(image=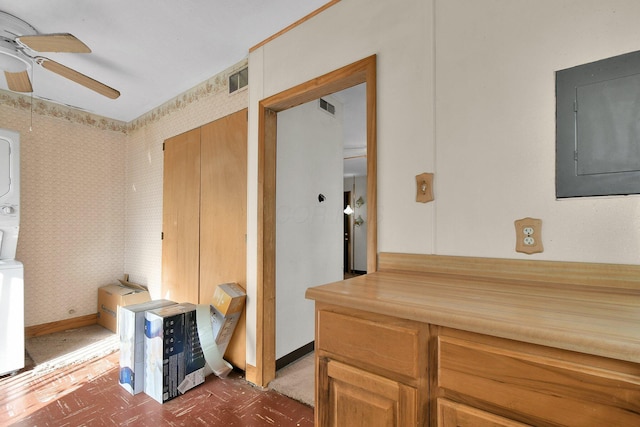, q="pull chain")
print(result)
[29,66,34,131]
